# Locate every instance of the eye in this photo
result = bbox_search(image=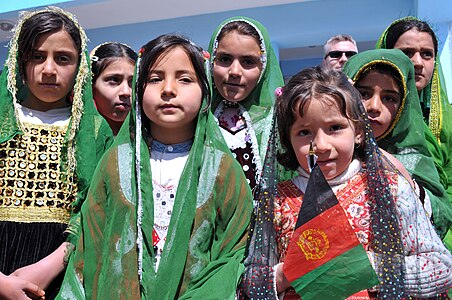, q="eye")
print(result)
[31,52,45,61]
[179,76,194,83]
[215,54,231,65]
[421,50,434,59]
[401,49,414,58]
[147,75,161,83]
[105,76,121,85]
[357,88,371,100]
[298,129,311,136]
[382,95,399,103]
[56,55,71,63]
[241,57,260,68]
[330,124,344,132]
